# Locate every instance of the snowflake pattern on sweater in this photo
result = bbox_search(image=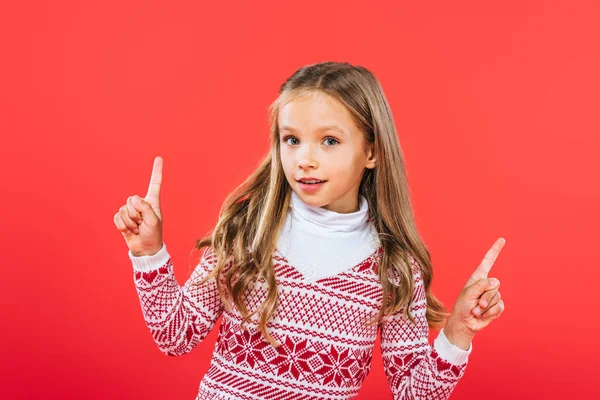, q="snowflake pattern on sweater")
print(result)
[130,244,471,399]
